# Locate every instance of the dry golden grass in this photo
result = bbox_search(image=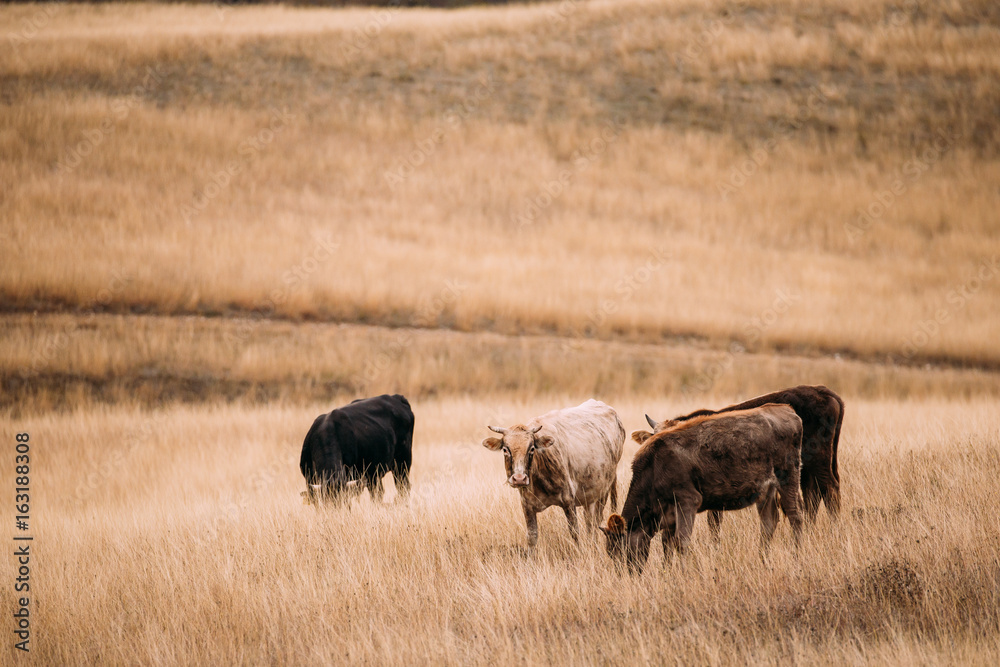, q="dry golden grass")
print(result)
[2,0,1000,366]
[2,2,1000,663]
[4,312,1000,416]
[3,396,999,665]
